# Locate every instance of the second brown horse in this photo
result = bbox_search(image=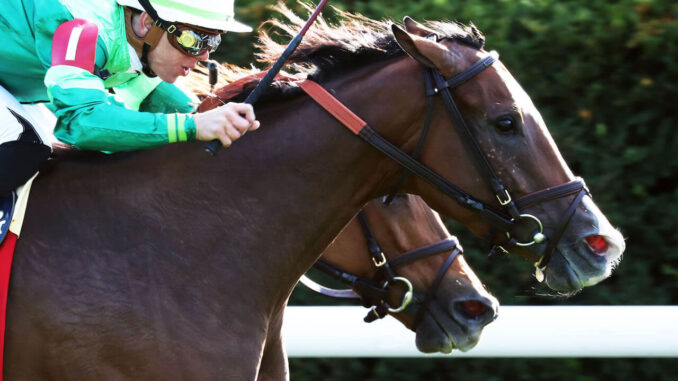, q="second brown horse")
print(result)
[307,194,498,354]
